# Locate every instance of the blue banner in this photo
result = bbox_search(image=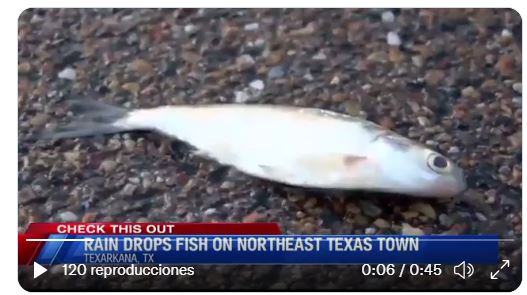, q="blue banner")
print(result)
[36,234,500,265]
